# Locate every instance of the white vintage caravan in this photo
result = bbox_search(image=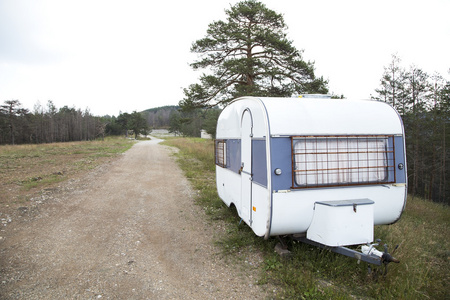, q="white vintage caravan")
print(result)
[215,96,407,249]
